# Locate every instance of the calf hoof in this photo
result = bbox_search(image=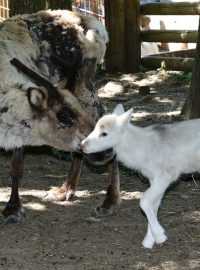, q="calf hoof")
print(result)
[142,238,156,249]
[142,232,167,249]
[95,206,114,218]
[2,205,25,224]
[155,234,168,246]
